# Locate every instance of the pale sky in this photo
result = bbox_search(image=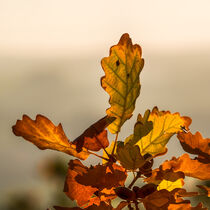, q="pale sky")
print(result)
[1,0,210,57]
